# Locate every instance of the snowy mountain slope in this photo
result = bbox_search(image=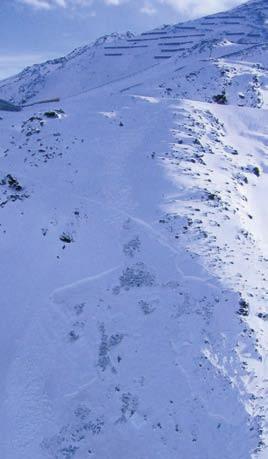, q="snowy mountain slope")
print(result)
[1,0,268,105]
[0,1,268,458]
